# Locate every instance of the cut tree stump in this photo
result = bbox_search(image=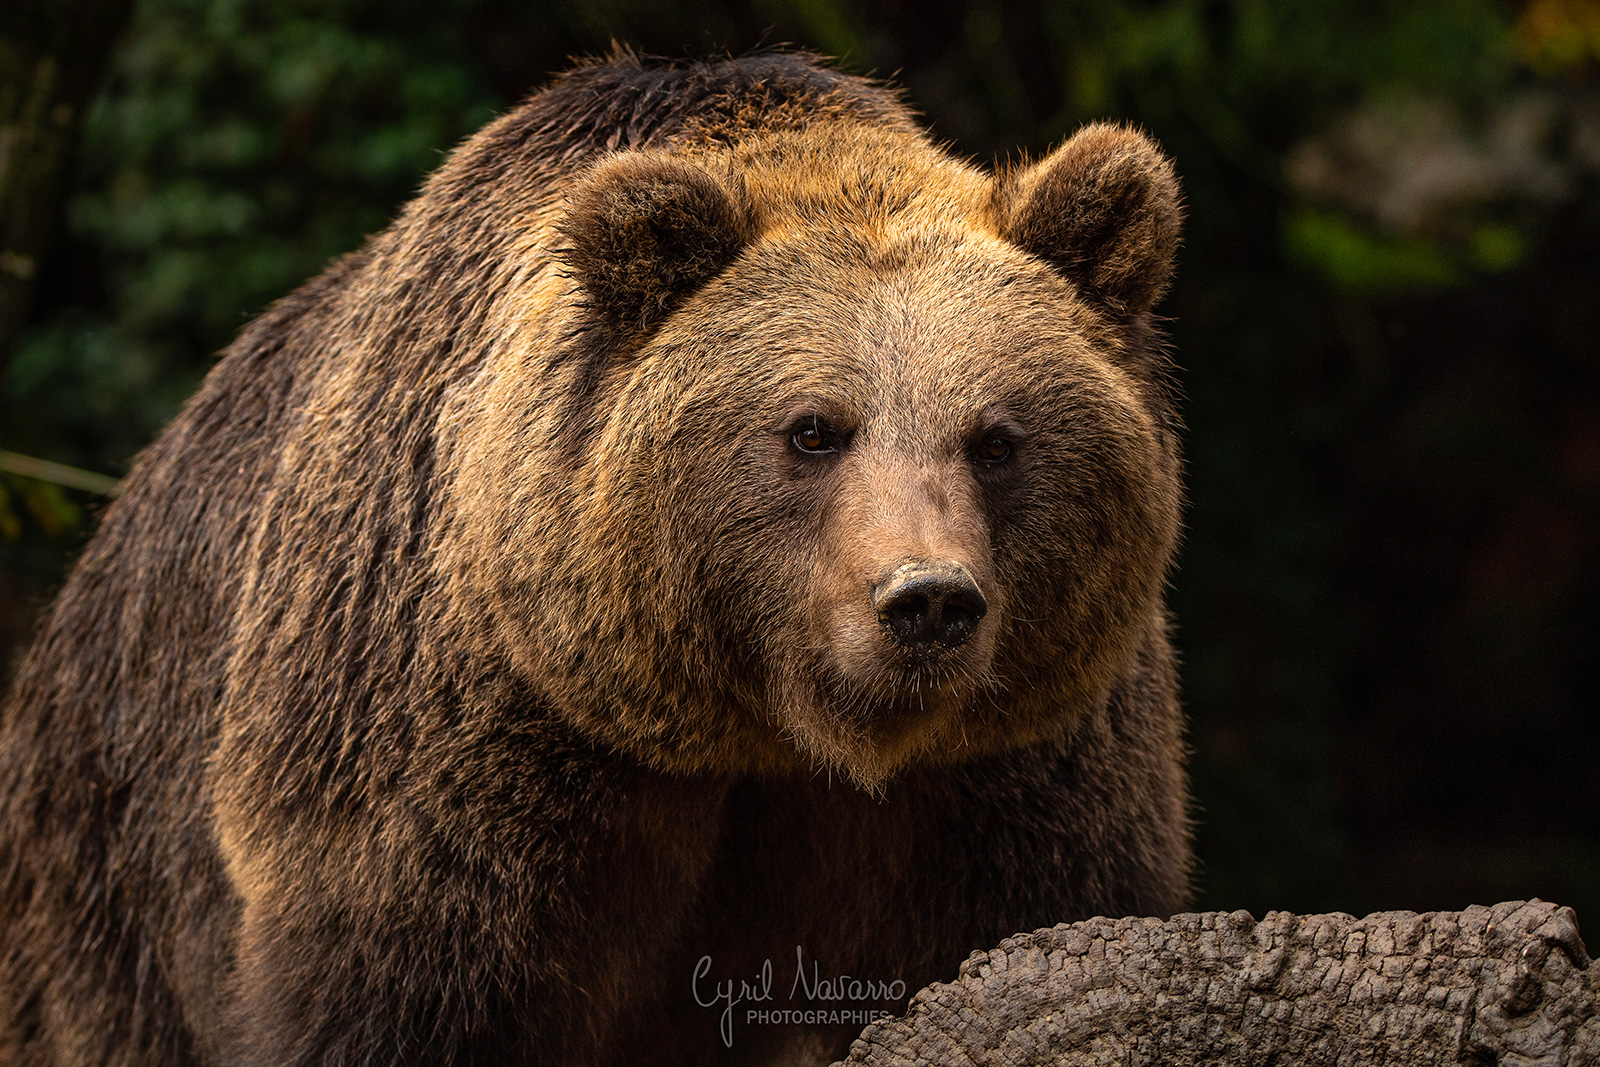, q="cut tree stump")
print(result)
[837,900,1598,1066]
